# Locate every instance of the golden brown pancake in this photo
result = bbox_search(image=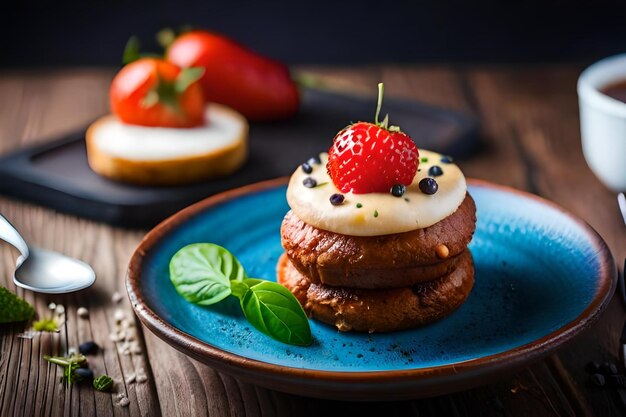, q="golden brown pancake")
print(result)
[280,193,476,289]
[277,251,474,333]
